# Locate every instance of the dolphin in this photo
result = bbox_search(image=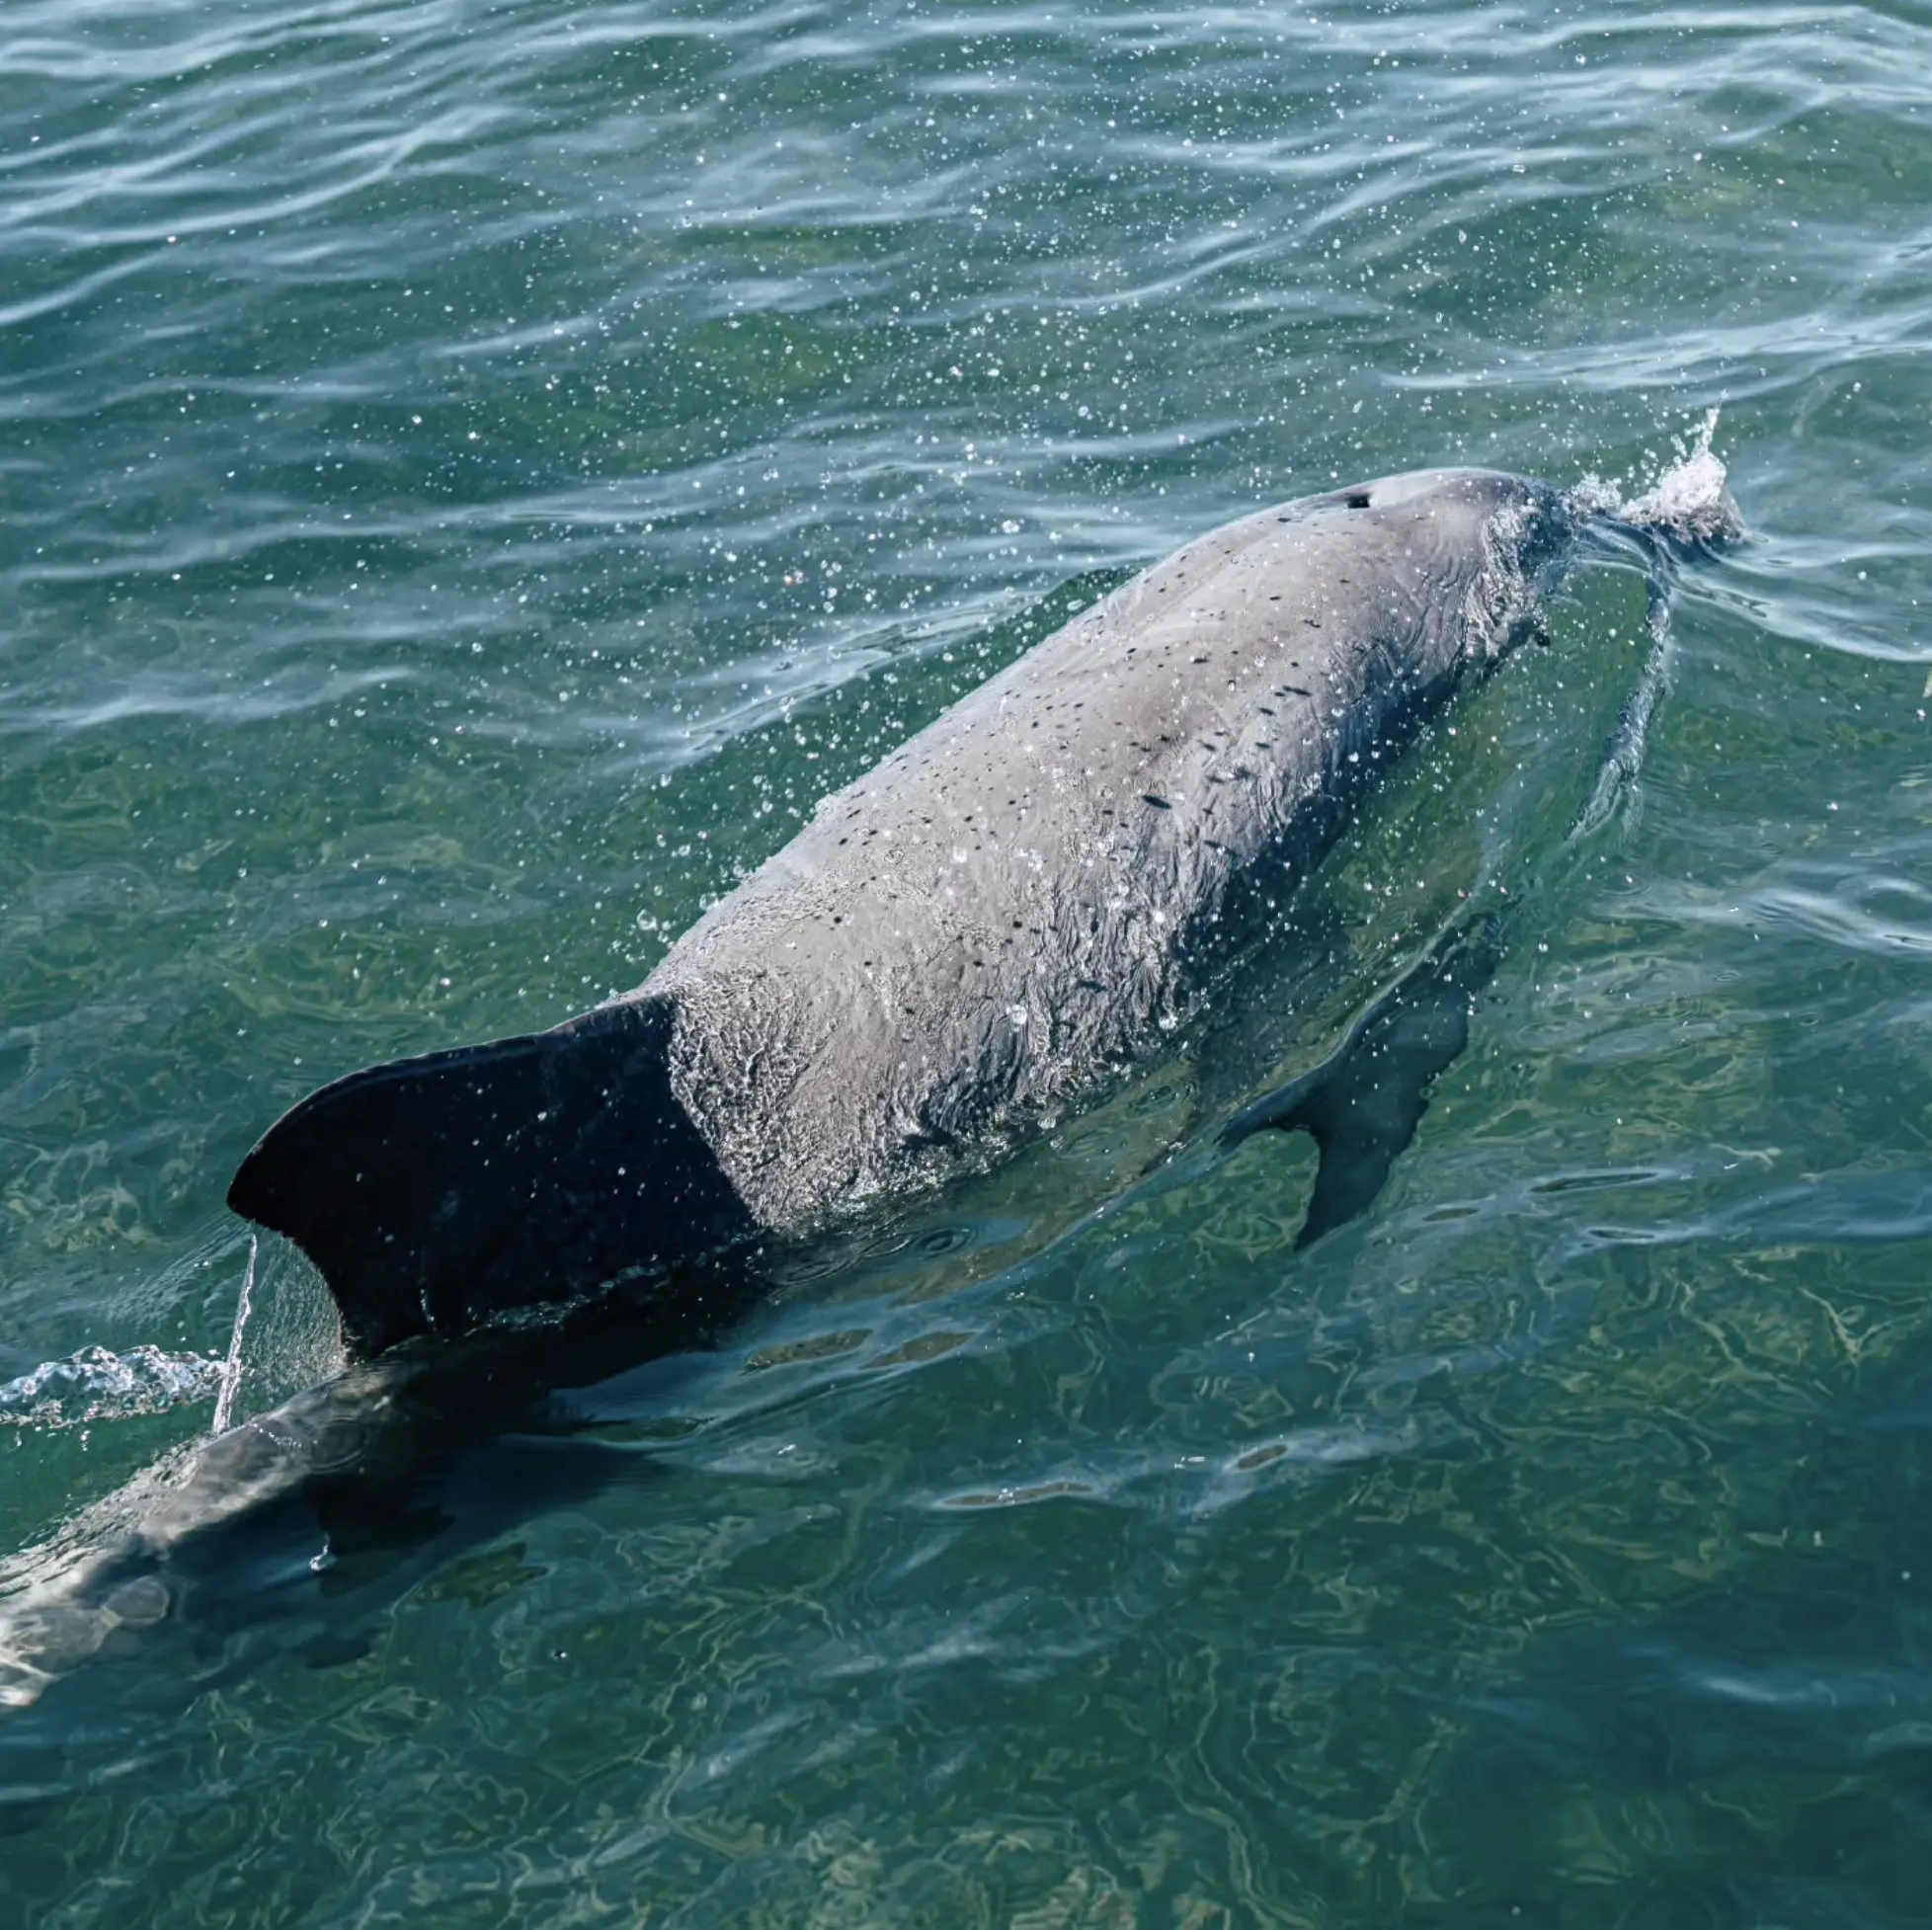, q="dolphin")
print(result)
[2,462,1741,1714]
[227,467,1597,1356]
